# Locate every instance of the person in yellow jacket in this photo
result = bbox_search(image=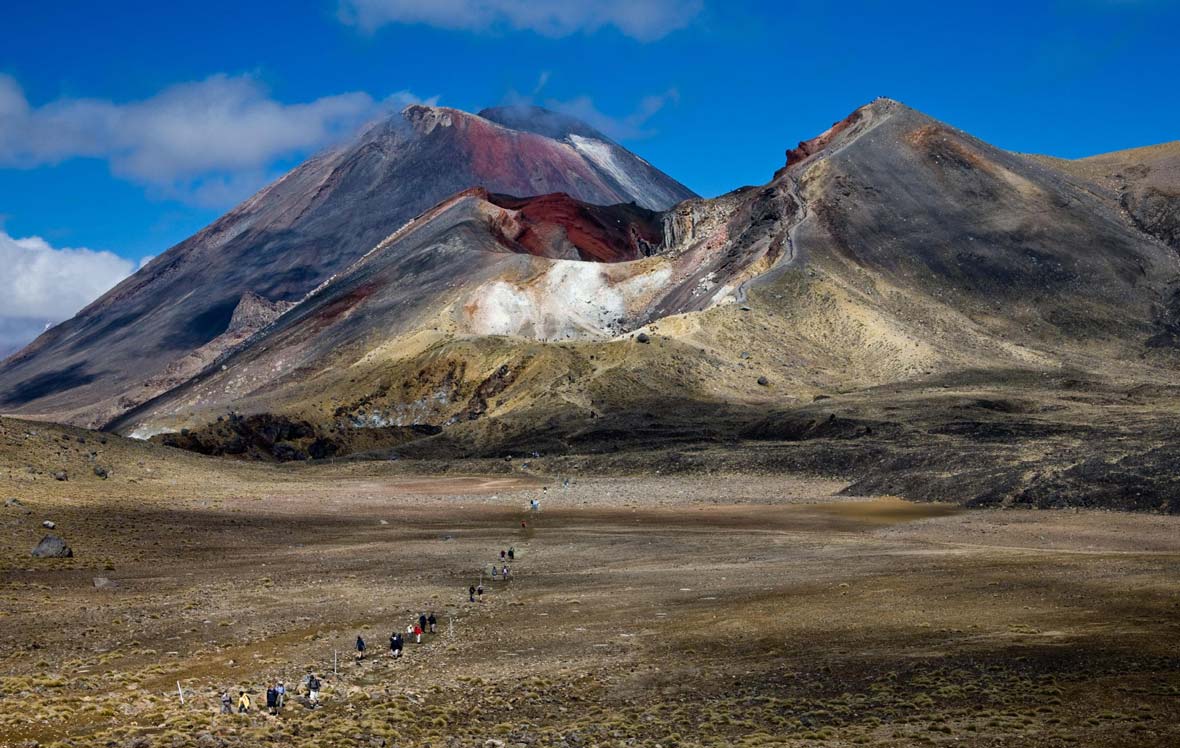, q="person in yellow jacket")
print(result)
[237,691,251,713]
